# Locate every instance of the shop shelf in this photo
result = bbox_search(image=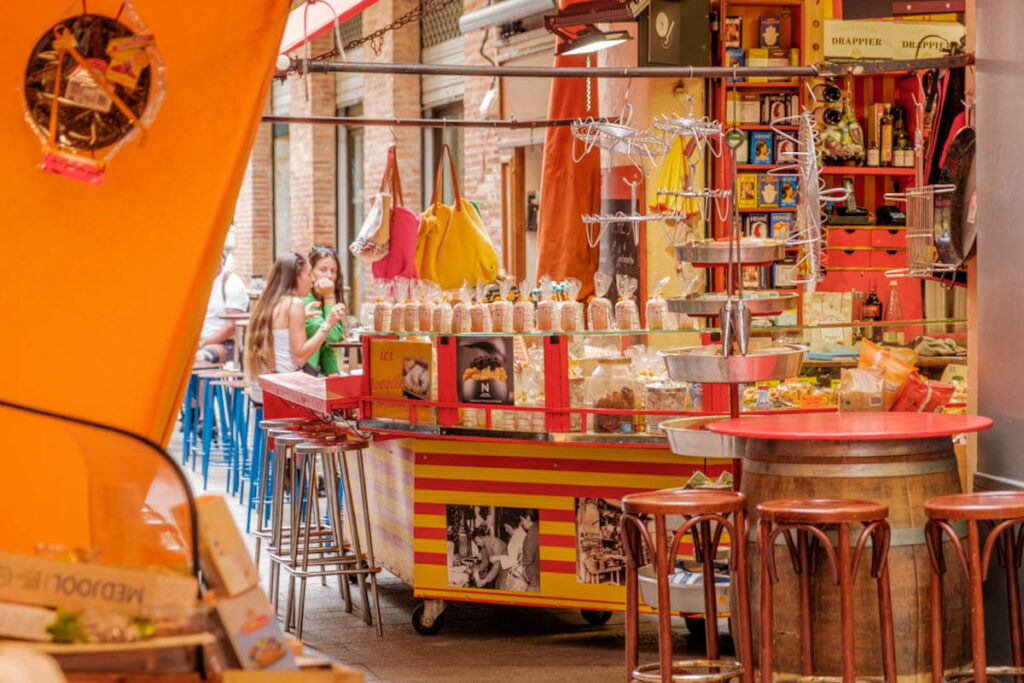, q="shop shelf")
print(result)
[820,166,915,176]
[737,124,800,131]
[736,163,789,171]
[738,206,795,213]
